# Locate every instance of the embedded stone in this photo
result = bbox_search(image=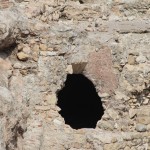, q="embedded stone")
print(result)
[22,46,31,54]
[127,55,136,65]
[137,117,150,125]
[39,44,47,51]
[98,93,110,98]
[66,65,73,74]
[136,124,147,132]
[136,55,147,63]
[98,120,114,131]
[33,45,40,51]
[129,108,137,119]
[47,93,57,105]
[17,52,29,61]
[107,109,119,120]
